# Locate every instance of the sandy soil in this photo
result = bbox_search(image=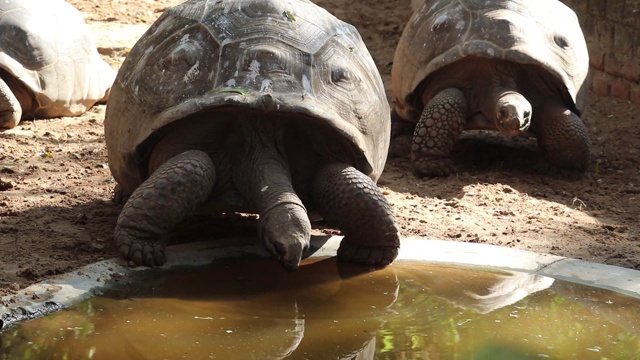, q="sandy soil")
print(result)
[0,0,638,296]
